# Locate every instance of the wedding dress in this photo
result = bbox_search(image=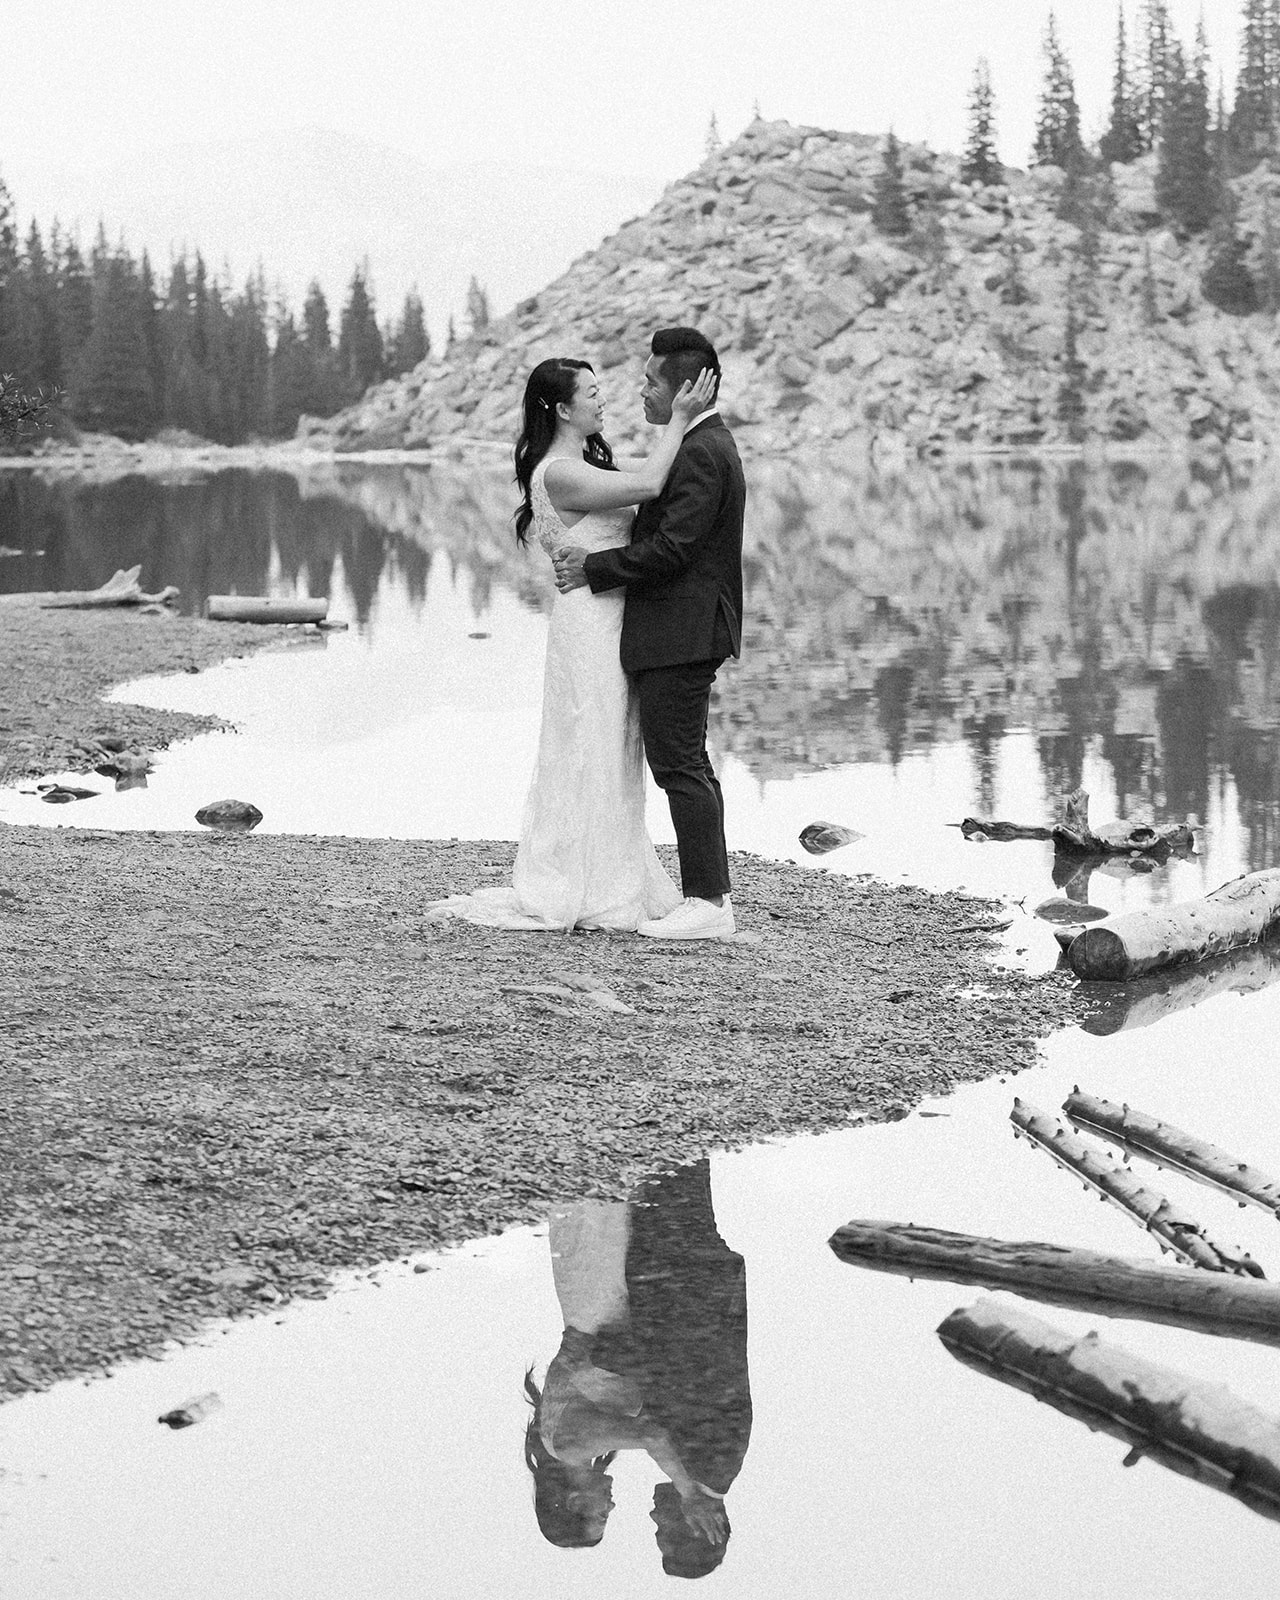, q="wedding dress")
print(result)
[428,455,680,931]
